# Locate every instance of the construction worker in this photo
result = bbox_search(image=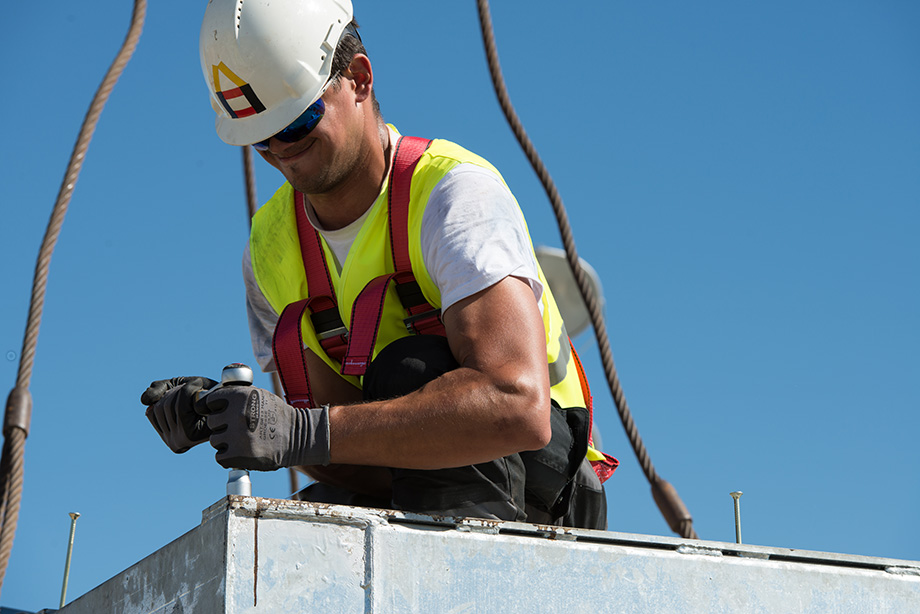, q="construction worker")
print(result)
[142,0,616,529]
